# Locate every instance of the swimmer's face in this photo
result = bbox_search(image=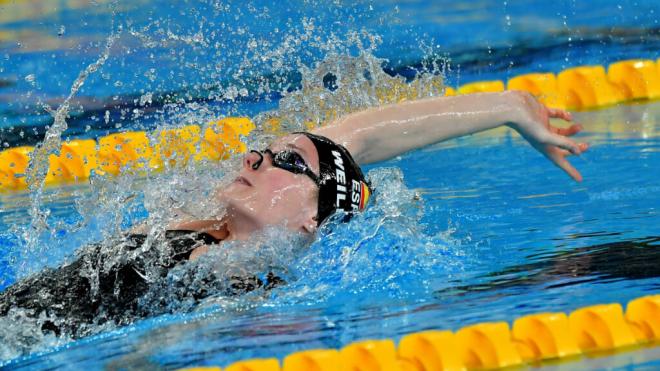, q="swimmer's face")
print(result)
[219,134,320,234]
